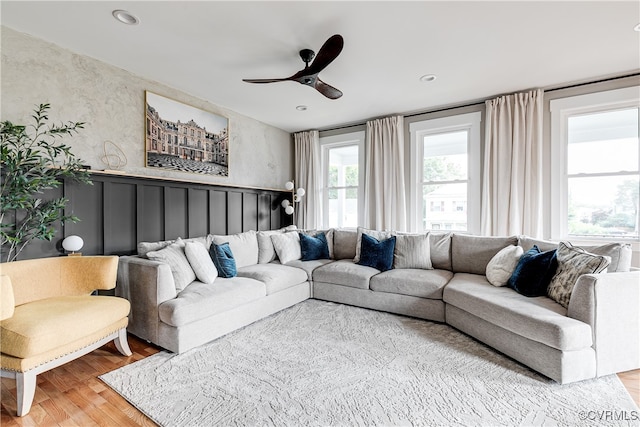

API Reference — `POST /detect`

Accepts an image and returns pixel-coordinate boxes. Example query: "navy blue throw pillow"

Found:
[507,245,558,297]
[357,234,396,272]
[209,242,237,278]
[300,232,330,261]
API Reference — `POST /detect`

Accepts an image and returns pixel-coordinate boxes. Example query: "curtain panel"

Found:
[364,116,407,231]
[481,89,543,237]
[294,130,320,229]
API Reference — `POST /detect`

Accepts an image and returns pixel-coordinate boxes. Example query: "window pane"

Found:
[423,131,468,182]
[568,108,639,174]
[422,182,467,231]
[328,188,358,228]
[329,145,359,187]
[568,175,639,238]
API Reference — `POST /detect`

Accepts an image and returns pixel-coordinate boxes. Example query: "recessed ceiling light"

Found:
[419,74,437,83]
[634,23,640,32]
[112,10,139,25]
[296,105,308,111]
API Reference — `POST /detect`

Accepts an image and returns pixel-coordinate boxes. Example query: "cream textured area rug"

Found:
[101,300,638,427]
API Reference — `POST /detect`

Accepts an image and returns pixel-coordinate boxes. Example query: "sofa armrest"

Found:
[116,256,177,345]
[568,271,640,376]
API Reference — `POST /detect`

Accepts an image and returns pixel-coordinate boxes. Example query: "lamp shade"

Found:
[284,205,295,215]
[62,235,84,252]
[281,199,290,208]
[296,187,306,197]
[285,181,295,191]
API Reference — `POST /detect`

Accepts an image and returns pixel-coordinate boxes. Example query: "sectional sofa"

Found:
[116,227,640,384]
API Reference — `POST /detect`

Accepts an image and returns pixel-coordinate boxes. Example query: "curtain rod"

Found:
[318,72,640,133]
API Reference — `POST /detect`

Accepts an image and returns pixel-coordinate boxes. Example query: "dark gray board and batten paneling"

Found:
[8,172,291,260]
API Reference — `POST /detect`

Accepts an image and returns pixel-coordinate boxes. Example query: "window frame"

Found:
[550,86,640,241]
[409,112,482,233]
[319,130,365,229]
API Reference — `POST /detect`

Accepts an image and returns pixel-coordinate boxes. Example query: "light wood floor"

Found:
[2,334,638,426]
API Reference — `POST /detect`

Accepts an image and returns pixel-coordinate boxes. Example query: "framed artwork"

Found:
[145,91,229,176]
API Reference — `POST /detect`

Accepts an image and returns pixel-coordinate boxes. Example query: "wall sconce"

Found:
[281,180,305,216]
[62,235,84,256]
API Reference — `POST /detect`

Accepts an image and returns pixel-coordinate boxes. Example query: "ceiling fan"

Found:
[243,34,344,100]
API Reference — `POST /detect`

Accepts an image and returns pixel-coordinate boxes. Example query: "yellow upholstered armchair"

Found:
[0,256,131,416]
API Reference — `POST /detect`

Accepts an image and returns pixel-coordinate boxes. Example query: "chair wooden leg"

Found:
[114,328,132,356]
[15,371,36,416]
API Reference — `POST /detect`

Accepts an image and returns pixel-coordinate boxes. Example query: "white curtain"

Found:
[294,130,320,229]
[364,116,407,231]
[481,89,543,237]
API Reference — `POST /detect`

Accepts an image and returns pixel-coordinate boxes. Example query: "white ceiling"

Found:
[2,1,639,133]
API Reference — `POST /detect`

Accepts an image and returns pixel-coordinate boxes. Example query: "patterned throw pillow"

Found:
[299,232,330,261]
[486,245,523,287]
[209,242,237,278]
[146,238,196,292]
[547,242,611,308]
[358,234,396,272]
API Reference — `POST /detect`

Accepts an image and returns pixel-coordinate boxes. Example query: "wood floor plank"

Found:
[2,332,638,426]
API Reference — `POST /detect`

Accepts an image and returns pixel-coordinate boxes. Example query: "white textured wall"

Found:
[1,26,292,189]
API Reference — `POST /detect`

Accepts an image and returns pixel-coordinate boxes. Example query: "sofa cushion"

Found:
[579,242,632,273]
[332,228,358,260]
[313,260,379,289]
[300,232,330,261]
[270,232,302,264]
[237,264,308,295]
[146,239,196,292]
[548,242,611,308]
[358,234,396,272]
[212,230,259,268]
[184,241,218,284]
[428,232,452,271]
[1,295,130,358]
[486,245,523,287]
[394,233,432,270]
[285,259,334,281]
[370,268,453,299]
[209,242,237,278]
[443,273,593,351]
[451,234,518,275]
[158,277,266,327]
[518,236,558,253]
[507,246,558,297]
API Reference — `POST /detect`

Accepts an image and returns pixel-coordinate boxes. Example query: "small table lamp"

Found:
[62,235,84,256]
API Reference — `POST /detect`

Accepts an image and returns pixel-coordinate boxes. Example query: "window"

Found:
[320,131,365,228]
[409,112,481,233]
[551,86,640,240]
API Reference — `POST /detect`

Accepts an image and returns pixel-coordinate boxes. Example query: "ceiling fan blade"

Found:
[242,78,290,84]
[315,78,343,99]
[306,34,344,75]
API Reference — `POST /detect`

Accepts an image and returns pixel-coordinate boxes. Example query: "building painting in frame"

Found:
[145,91,229,176]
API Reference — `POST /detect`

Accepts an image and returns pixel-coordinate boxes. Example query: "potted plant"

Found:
[1,103,91,262]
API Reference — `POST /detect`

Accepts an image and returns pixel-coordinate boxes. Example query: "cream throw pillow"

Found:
[393,234,432,270]
[270,232,301,264]
[184,241,218,284]
[146,238,196,292]
[212,230,259,268]
[486,245,524,287]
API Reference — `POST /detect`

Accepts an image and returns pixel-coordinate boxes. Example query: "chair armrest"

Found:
[116,256,177,345]
[1,276,15,320]
[568,271,640,376]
